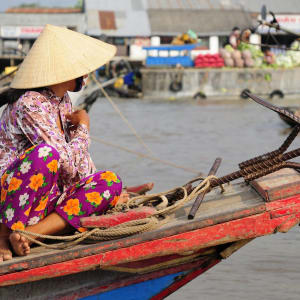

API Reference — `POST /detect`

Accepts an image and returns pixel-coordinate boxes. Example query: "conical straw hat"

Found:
[11,24,116,89]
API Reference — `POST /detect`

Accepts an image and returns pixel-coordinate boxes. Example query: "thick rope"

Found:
[16,175,222,249]
[17,217,161,249]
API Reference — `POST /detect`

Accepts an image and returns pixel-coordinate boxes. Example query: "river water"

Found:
[88,96,300,300]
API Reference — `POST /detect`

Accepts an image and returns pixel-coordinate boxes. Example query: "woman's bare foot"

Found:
[9,232,30,256]
[0,224,12,261]
[8,212,70,257]
[0,237,12,261]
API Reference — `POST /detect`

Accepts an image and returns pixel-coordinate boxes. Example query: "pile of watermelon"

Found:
[194,54,224,68]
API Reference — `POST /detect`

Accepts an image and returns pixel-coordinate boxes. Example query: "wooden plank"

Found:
[102,248,216,274]
[270,203,300,218]
[174,183,264,222]
[57,257,221,300]
[277,212,300,233]
[266,194,300,211]
[0,257,221,299]
[80,207,156,228]
[0,185,266,276]
[219,239,254,259]
[149,259,220,300]
[0,211,291,287]
[251,168,300,202]
[95,212,284,268]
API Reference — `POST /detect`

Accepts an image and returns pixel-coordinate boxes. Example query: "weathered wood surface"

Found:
[220,239,254,259]
[2,171,300,288]
[81,207,157,228]
[251,168,300,202]
[0,182,264,277]
[0,209,294,287]
[102,248,216,274]
[0,256,221,299]
[149,258,220,300]
[169,183,263,225]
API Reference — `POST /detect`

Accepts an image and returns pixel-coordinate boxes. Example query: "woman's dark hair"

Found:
[0,88,43,108]
[74,76,84,92]
[0,76,83,107]
[232,27,240,32]
[262,46,271,53]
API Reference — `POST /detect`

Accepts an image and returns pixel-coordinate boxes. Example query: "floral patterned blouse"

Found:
[0,88,95,191]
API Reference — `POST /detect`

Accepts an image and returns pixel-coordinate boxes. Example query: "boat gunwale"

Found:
[0,186,265,276]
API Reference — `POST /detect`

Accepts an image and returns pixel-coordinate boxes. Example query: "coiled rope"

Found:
[16,175,223,249]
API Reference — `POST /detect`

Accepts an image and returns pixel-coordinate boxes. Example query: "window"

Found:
[99,11,117,30]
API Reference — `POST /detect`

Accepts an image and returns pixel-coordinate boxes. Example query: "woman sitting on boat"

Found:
[0,24,128,261]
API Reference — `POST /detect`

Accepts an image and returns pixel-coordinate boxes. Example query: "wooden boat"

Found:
[2,92,300,299]
[0,66,17,92]
[1,166,300,299]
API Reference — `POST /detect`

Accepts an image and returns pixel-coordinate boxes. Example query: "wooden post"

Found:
[188,158,222,219]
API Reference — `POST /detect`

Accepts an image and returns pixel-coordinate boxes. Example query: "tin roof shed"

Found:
[228,0,300,14]
[86,0,151,37]
[86,0,300,38]
[148,9,252,36]
[0,12,86,35]
[85,0,253,37]
[146,0,252,36]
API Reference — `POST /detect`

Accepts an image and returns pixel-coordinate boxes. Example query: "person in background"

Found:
[263,46,276,65]
[241,29,252,44]
[0,24,129,262]
[229,27,241,49]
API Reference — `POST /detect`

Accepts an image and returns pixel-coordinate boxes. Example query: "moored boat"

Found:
[1,166,300,299]
[2,93,300,299]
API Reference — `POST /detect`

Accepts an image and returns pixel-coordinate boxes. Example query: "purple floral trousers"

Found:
[0,144,122,232]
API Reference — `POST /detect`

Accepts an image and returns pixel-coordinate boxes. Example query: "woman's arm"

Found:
[15,93,91,188]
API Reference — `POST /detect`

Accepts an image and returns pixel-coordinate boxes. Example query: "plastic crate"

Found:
[146,56,193,67]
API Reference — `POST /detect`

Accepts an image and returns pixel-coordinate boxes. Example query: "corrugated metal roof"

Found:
[86,0,146,11]
[147,0,242,10]
[86,0,150,36]
[229,0,300,13]
[0,13,86,33]
[85,0,300,37]
[147,0,300,12]
[5,7,82,13]
[148,9,253,36]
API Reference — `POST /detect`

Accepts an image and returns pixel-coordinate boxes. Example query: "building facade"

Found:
[1,0,300,60]
[0,7,85,58]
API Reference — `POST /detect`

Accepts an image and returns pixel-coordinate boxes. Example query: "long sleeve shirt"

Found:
[0,88,96,191]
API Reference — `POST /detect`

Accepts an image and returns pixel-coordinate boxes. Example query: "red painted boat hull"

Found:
[1,173,300,299]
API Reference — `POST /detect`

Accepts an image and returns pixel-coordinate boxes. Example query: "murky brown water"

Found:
[89,97,300,300]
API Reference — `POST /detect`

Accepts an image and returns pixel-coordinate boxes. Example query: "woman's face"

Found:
[48,74,88,97]
[67,78,77,92]
[73,74,88,92]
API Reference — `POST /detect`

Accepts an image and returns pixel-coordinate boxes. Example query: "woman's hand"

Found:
[66,109,90,131]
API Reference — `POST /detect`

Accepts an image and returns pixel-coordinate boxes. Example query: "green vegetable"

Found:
[224,44,234,52]
[264,73,272,81]
[276,54,293,68]
[238,42,264,59]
